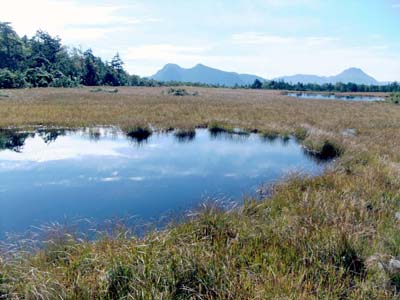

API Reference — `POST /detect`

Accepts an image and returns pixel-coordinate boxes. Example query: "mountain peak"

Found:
[194,63,207,68]
[162,63,181,70]
[340,67,365,75]
[334,67,378,84]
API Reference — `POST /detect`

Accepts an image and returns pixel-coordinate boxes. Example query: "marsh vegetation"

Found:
[0,87,400,299]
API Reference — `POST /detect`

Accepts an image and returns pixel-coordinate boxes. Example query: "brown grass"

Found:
[1,87,400,299]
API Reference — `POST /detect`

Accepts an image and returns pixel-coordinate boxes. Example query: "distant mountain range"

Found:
[276,68,379,85]
[151,64,382,86]
[151,63,265,86]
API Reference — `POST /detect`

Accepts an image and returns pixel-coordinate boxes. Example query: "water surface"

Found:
[287,92,384,102]
[0,128,325,237]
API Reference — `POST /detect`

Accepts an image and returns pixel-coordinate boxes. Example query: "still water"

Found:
[0,128,325,237]
[287,92,384,102]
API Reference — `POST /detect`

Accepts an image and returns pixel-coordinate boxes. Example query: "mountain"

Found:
[277,68,380,85]
[152,64,381,86]
[151,63,265,86]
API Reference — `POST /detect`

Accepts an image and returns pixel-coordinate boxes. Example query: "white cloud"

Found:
[0,0,146,43]
[230,34,399,81]
[0,135,125,163]
[123,44,212,75]
[129,177,145,181]
[100,177,121,182]
[124,44,209,60]
[232,32,338,46]
[125,32,400,81]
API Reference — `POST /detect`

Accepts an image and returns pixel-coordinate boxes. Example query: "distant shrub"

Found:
[174,128,196,142]
[167,88,189,96]
[125,126,152,143]
[50,71,80,88]
[0,68,25,89]
[387,93,400,104]
[25,68,53,87]
[303,137,344,159]
[90,87,119,93]
[208,122,234,135]
[166,88,198,96]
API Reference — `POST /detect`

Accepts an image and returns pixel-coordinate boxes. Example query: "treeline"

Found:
[249,79,400,93]
[0,22,158,88]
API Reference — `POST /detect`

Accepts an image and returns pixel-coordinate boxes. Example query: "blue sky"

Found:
[1,0,400,81]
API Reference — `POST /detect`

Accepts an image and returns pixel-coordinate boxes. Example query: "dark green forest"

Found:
[0,22,158,88]
[250,79,400,93]
[1,21,399,93]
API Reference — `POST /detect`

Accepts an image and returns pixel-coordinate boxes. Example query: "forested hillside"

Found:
[0,22,155,88]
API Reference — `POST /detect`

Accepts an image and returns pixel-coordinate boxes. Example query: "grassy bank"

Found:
[1,87,400,299]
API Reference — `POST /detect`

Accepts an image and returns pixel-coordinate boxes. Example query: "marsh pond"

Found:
[0,128,327,237]
[287,92,384,102]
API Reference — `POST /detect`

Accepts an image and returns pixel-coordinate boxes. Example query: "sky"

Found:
[1,0,400,81]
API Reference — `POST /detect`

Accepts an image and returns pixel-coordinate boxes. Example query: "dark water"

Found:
[0,128,325,237]
[287,92,384,102]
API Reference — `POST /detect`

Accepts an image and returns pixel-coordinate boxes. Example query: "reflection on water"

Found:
[0,129,33,152]
[287,92,384,102]
[0,127,327,237]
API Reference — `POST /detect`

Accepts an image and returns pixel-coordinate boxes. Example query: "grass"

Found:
[0,87,400,298]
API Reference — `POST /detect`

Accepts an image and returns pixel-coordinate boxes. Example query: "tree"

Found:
[82,49,99,86]
[110,53,129,86]
[251,79,263,89]
[29,30,62,70]
[0,22,25,70]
